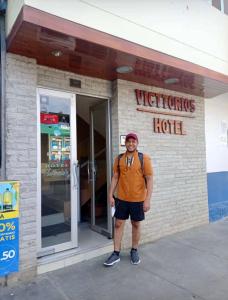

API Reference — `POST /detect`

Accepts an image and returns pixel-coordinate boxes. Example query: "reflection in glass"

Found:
[92,104,108,230]
[40,95,71,248]
[212,0,221,10]
[224,0,228,14]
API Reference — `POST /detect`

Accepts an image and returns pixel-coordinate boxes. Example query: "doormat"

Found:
[42,223,70,237]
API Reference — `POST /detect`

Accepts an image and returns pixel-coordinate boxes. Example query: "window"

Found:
[212,0,221,10]
[224,0,228,13]
[209,0,228,14]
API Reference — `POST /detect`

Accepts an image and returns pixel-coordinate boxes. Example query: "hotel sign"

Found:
[135,89,196,135]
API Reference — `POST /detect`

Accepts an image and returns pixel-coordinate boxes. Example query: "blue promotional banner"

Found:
[0,181,20,277]
[0,218,19,275]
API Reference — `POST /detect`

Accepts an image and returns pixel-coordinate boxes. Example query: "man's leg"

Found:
[131,220,141,249]
[114,218,126,251]
[130,220,141,265]
[104,218,126,266]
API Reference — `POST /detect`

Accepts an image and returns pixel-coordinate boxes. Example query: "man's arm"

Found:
[143,175,153,212]
[108,172,119,207]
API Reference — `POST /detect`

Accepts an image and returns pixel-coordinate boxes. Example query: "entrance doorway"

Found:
[77,95,112,239]
[37,89,112,257]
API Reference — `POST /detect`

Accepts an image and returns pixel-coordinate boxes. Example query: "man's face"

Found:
[125,138,138,152]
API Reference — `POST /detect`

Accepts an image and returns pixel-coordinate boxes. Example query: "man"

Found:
[104,133,153,266]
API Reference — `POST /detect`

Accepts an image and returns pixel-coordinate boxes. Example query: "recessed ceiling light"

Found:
[116,66,134,74]
[164,78,179,84]
[51,50,63,57]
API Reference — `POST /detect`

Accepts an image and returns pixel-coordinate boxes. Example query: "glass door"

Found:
[89,100,112,238]
[37,88,77,256]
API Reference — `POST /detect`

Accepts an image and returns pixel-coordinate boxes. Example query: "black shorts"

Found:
[114,198,145,222]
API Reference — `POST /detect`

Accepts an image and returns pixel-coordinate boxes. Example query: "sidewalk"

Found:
[1,218,228,300]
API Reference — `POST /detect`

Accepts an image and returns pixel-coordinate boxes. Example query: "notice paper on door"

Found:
[111,206,115,218]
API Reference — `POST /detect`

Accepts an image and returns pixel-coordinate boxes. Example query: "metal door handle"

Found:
[73,162,78,189]
[93,164,96,179]
[87,161,90,181]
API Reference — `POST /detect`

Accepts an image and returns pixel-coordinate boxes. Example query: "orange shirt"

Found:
[113,151,153,202]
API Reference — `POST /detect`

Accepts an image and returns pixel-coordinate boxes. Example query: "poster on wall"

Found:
[0,181,20,277]
[220,121,228,146]
[120,135,126,146]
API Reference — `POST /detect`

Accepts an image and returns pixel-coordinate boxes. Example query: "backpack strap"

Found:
[138,152,147,186]
[138,152,144,173]
[117,153,124,175]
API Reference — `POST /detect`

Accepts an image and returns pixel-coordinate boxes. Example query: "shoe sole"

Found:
[104,258,120,266]
[131,259,141,265]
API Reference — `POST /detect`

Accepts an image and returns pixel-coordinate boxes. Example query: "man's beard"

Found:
[127,148,137,153]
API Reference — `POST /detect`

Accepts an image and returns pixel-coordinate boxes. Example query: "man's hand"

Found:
[109,196,115,207]
[108,172,119,208]
[143,199,150,212]
[144,174,153,213]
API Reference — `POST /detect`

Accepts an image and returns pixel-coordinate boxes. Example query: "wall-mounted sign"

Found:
[69,78,81,88]
[120,135,126,146]
[220,121,228,146]
[154,118,186,135]
[135,89,196,135]
[0,181,20,277]
[135,89,195,113]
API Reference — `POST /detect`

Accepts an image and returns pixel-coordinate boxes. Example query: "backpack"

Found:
[117,152,144,175]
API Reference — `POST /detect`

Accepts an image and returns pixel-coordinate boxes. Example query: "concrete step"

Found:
[37,242,112,274]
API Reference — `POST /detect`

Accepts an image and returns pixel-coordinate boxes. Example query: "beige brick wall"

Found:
[114,79,209,248]
[3,54,208,283]
[3,54,38,284]
[37,65,112,98]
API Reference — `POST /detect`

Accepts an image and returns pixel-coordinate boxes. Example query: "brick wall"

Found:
[115,79,209,248]
[3,54,209,282]
[37,65,112,98]
[3,54,38,283]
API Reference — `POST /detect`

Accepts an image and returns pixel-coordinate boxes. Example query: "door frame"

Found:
[90,99,112,238]
[37,88,77,256]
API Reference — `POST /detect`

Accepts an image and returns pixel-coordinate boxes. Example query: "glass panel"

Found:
[93,104,108,230]
[40,94,71,248]
[224,0,228,13]
[212,0,221,10]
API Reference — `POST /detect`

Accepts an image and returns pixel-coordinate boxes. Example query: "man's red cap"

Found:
[125,132,138,142]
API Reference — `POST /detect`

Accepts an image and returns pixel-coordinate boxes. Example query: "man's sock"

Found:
[114,250,120,256]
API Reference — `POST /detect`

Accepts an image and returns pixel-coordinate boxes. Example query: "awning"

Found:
[7,5,228,98]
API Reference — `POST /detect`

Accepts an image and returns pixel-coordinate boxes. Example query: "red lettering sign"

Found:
[41,113,59,124]
[135,89,196,113]
[153,118,186,135]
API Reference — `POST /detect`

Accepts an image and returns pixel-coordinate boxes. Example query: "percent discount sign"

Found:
[0,181,20,277]
[0,219,19,275]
